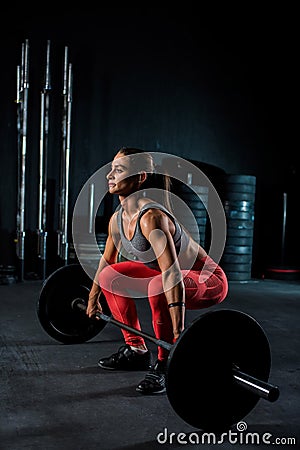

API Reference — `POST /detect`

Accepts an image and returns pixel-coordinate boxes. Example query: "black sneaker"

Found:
[136,360,167,395]
[98,344,151,371]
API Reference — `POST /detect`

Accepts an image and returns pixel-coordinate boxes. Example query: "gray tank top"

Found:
[117,202,189,269]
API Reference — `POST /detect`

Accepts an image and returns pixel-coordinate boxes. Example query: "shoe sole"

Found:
[98,362,117,370]
[98,361,152,371]
[136,387,166,395]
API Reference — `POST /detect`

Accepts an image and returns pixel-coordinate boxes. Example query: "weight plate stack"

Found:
[0,265,17,285]
[221,175,256,281]
[171,180,209,249]
[69,233,108,264]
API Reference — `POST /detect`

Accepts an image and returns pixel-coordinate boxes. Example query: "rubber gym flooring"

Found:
[1,277,299,449]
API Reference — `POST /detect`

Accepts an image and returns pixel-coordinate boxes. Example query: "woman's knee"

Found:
[211,281,228,305]
[147,276,164,302]
[98,265,116,291]
[217,285,228,304]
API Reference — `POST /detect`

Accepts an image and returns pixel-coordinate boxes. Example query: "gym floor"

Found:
[1,276,299,450]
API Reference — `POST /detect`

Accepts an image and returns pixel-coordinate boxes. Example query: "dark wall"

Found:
[0,7,298,276]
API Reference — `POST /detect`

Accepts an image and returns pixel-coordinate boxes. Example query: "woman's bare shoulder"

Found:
[139,208,173,235]
[109,211,121,235]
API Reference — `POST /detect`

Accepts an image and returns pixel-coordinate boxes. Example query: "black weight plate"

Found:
[225,271,252,281]
[224,245,253,255]
[179,209,208,219]
[225,183,256,194]
[178,184,209,195]
[226,219,254,230]
[224,200,255,212]
[175,212,207,226]
[183,199,208,209]
[37,264,110,344]
[222,263,252,272]
[224,192,256,202]
[226,228,254,238]
[225,210,254,221]
[221,253,252,264]
[225,175,256,185]
[166,309,271,431]
[225,236,253,246]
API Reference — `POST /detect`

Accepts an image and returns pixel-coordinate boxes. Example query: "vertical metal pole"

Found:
[16,64,22,235]
[16,39,29,281]
[281,192,287,265]
[88,183,95,234]
[38,91,45,233]
[62,62,73,264]
[37,40,51,280]
[57,46,68,259]
[58,50,72,266]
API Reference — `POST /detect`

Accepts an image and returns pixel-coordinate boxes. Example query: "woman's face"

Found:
[106,152,142,196]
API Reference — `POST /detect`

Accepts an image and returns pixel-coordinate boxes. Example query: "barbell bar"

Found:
[72,297,279,403]
[37,263,280,431]
[72,298,172,351]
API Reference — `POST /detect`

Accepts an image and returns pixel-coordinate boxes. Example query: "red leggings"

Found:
[98,257,228,361]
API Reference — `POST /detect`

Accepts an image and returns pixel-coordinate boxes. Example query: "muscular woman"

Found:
[86,147,228,394]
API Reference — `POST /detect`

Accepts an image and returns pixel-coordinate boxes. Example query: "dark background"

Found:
[0,6,298,278]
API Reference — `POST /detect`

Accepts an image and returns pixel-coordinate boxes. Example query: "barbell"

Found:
[37,263,280,432]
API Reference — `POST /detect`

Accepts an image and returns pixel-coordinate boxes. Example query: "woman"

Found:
[86,147,228,394]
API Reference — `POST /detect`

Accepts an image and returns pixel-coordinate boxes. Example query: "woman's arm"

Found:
[87,213,120,318]
[140,210,185,341]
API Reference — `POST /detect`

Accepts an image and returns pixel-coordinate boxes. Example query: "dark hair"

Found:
[118,147,173,211]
